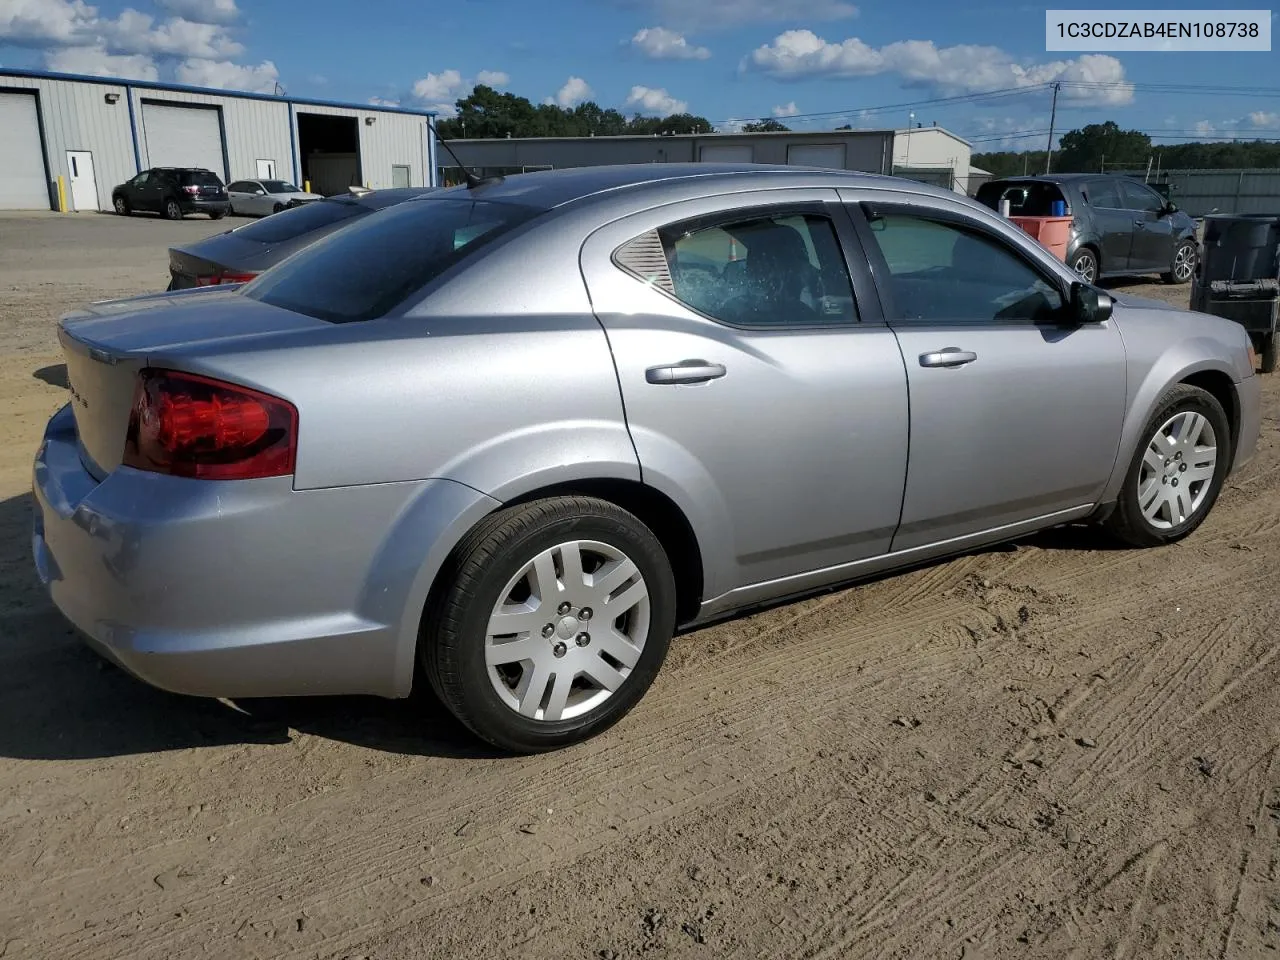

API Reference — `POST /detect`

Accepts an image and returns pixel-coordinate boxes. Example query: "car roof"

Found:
[435,162,949,211]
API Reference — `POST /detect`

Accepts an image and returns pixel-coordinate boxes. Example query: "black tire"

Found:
[163,198,184,220]
[422,496,676,753]
[1261,334,1278,374]
[209,209,226,220]
[112,196,129,216]
[1071,247,1098,285]
[272,202,284,214]
[1162,240,1197,285]
[1104,384,1231,548]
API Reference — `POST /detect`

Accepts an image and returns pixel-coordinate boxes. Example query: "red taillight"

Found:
[123,369,297,480]
[183,184,201,195]
[194,270,258,286]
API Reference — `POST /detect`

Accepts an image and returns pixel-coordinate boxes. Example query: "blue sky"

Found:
[2,0,1278,149]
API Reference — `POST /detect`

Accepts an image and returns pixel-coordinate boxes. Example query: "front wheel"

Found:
[1104,384,1230,548]
[163,198,183,220]
[1163,240,1197,284]
[272,202,284,214]
[112,196,129,216]
[1071,248,1098,285]
[422,496,676,753]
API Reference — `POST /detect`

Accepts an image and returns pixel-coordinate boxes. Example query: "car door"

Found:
[843,193,1128,552]
[126,171,155,211]
[579,189,910,603]
[1079,178,1134,274]
[1119,179,1174,271]
[226,180,252,214]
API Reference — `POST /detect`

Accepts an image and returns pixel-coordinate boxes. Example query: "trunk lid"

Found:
[58,291,329,478]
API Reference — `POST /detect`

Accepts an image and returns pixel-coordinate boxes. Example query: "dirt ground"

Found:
[1,212,1277,960]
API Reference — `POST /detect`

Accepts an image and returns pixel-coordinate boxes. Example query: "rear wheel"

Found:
[1163,240,1197,284]
[112,196,129,216]
[1104,384,1230,547]
[209,209,226,220]
[422,496,676,753]
[163,198,183,220]
[1071,247,1098,284]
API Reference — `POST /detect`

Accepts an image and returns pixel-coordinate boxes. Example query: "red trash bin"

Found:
[1009,215,1073,263]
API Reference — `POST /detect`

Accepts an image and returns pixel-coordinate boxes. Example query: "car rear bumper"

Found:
[183,198,230,215]
[31,403,494,700]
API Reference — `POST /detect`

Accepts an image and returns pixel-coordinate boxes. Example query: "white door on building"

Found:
[66,151,100,212]
[142,102,225,178]
[392,164,411,188]
[0,91,49,210]
[787,143,846,170]
[256,158,277,179]
[699,144,754,163]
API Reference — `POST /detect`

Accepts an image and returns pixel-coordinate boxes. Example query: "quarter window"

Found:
[863,212,1064,325]
[643,212,858,327]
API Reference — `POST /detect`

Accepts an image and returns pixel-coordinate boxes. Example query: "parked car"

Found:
[975,174,1199,286]
[225,178,323,217]
[166,187,436,289]
[35,165,1259,753]
[111,167,229,220]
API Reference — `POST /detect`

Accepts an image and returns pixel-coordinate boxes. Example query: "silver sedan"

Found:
[33,164,1261,752]
[225,178,323,216]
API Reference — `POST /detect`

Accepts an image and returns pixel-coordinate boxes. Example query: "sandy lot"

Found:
[1,212,1277,960]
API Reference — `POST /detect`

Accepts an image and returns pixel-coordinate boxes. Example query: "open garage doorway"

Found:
[297,113,361,196]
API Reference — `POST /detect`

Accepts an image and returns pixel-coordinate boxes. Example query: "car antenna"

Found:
[426,119,502,189]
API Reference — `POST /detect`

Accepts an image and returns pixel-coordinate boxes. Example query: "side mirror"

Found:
[1069,281,1113,325]
[1163,201,1178,215]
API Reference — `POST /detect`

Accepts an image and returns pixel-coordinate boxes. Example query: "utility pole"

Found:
[1045,81,1060,174]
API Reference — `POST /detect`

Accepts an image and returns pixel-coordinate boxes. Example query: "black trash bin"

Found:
[1192,214,1280,372]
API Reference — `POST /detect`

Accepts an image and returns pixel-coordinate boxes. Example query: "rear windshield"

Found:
[240,197,544,322]
[232,199,368,244]
[975,180,1067,216]
[178,170,223,186]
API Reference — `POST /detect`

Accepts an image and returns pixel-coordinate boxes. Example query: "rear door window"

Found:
[1083,179,1122,209]
[1119,180,1165,213]
[241,197,544,322]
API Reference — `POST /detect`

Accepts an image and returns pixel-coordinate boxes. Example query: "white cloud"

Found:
[744,30,1133,106]
[46,43,158,80]
[631,26,710,60]
[155,0,240,26]
[1248,110,1280,128]
[772,101,799,117]
[547,76,592,108]
[476,69,509,88]
[104,12,244,59]
[625,84,688,115]
[0,0,96,46]
[175,58,278,93]
[717,118,747,133]
[646,0,856,28]
[412,68,466,101]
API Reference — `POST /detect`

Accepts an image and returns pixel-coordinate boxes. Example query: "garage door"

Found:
[699,144,754,163]
[787,144,846,170]
[0,92,49,209]
[142,102,225,178]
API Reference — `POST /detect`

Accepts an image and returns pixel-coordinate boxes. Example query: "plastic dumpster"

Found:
[1009,215,1073,263]
[1191,214,1280,372]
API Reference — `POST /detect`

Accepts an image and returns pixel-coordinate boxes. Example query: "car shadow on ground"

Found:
[33,363,68,389]
[0,491,502,762]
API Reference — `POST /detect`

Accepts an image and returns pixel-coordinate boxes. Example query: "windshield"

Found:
[262,180,299,193]
[231,198,368,244]
[240,198,544,322]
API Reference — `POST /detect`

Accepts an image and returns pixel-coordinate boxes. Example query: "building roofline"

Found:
[442,129,895,145]
[0,67,437,118]
[893,125,972,147]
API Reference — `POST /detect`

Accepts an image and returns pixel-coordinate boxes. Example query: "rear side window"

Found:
[233,199,367,243]
[241,198,544,322]
[1083,179,1122,208]
[179,170,223,186]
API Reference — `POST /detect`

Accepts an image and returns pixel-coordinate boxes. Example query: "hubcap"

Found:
[1174,244,1195,282]
[1137,411,1217,529]
[484,539,650,722]
[1074,254,1096,284]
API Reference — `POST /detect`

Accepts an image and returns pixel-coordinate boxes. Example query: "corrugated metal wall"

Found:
[292,102,430,191]
[0,75,137,212]
[1112,169,1280,216]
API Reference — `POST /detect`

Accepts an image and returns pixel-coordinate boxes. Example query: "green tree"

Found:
[1054,121,1151,173]
[742,119,790,132]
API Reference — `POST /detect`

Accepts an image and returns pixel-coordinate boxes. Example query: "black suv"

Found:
[975,174,1199,285]
[111,168,230,220]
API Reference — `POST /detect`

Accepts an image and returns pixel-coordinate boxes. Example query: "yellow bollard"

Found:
[303,180,310,193]
[56,175,68,213]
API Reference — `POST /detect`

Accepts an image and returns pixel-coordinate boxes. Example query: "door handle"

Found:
[646,360,727,384]
[1133,220,1145,228]
[919,348,977,368]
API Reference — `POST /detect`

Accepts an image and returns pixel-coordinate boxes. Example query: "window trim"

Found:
[612,200,882,332]
[849,200,1073,328]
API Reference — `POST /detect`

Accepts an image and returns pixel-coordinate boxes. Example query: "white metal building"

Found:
[0,68,439,212]
[891,125,973,194]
